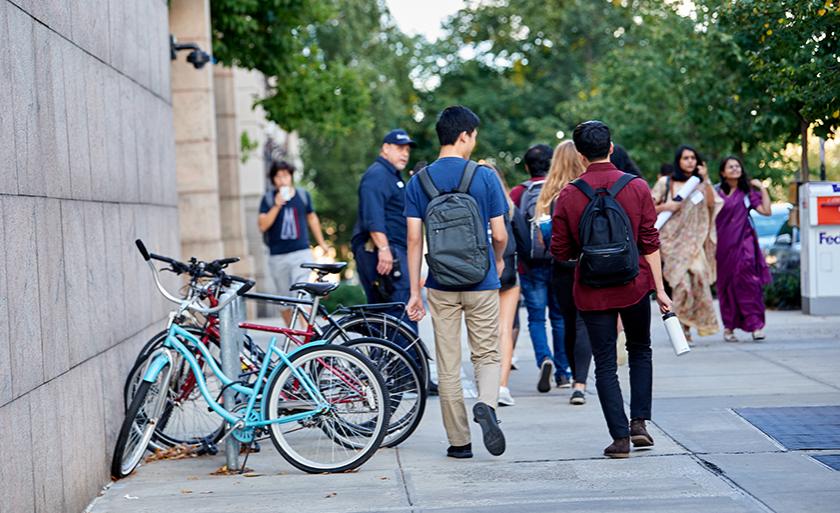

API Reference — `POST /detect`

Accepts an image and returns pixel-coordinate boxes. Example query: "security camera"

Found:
[170,35,212,70]
[186,49,211,69]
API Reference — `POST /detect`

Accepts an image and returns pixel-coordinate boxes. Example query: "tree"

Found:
[711,0,840,180]
[210,0,371,137]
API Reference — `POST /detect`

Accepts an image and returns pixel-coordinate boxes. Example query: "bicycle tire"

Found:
[325,314,431,390]
[343,338,426,448]
[111,360,171,479]
[265,345,389,473]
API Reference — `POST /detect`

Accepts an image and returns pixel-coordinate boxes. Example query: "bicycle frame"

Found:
[141,323,330,430]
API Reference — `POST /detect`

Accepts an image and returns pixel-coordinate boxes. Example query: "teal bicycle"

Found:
[111,241,390,478]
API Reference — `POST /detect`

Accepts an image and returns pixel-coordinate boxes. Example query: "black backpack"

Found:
[569,173,640,288]
[417,161,489,288]
[518,180,552,262]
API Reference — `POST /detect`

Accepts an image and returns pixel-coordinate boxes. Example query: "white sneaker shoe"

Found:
[498,386,515,407]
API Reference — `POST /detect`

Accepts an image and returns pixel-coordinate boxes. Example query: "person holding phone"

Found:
[259,160,329,326]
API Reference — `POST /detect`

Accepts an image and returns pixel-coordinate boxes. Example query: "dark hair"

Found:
[523,144,553,177]
[718,156,750,194]
[268,160,295,181]
[572,120,611,160]
[435,106,480,146]
[672,145,704,182]
[610,144,641,176]
[659,163,674,177]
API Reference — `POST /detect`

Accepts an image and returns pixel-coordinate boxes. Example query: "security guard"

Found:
[351,129,417,328]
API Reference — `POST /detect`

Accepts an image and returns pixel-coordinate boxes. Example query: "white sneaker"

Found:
[498,386,515,407]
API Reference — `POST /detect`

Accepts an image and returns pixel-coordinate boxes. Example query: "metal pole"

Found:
[219,291,242,471]
[819,137,827,182]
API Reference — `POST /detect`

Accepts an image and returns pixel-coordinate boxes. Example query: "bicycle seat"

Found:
[290,281,340,297]
[300,262,347,274]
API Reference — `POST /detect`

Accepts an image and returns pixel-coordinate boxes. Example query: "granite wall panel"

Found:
[120,76,141,203]
[0,197,11,405]
[34,197,71,381]
[9,7,44,197]
[3,195,44,399]
[65,43,93,201]
[86,58,109,202]
[0,1,17,194]
[29,379,67,513]
[0,395,35,513]
[61,199,92,366]
[34,26,72,199]
[82,201,110,355]
[69,0,109,62]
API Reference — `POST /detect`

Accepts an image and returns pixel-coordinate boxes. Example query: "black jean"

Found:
[551,263,592,385]
[580,295,652,440]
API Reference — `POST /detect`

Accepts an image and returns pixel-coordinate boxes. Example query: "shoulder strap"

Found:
[416,167,439,200]
[457,161,479,193]
[296,187,310,208]
[526,179,542,191]
[569,178,595,200]
[263,189,275,206]
[608,173,636,197]
[666,176,672,201]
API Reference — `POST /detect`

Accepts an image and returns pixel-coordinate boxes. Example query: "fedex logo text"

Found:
[818,232,840,245]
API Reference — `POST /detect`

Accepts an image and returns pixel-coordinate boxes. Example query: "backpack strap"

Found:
[296,187,310,209]
[416,167,440,200]
[456,161,479,194]
[608,173,636,197]
[569,178,595,200]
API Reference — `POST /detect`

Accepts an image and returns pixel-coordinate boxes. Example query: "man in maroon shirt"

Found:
[550,120,672,459]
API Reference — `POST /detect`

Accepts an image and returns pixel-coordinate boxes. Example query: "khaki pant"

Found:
[427,288,501,446]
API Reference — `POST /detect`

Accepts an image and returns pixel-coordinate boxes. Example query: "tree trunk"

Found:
[800,115,810,182]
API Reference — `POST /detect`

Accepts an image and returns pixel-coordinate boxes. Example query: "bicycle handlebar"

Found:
[136,239,255,313]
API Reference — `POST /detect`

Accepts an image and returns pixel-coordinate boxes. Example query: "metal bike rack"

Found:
[218,290,245,471]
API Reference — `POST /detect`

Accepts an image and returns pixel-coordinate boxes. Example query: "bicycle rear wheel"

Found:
[111,359,171,479]
[343,338,426,448]
[265,345,389,473]
[326,314,431,390]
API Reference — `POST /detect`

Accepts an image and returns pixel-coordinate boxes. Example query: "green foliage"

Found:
[239,131,259,164]
[210,0,371,137]
[764,270,802,310]
[321,281,367,311]
[711,0,840,140]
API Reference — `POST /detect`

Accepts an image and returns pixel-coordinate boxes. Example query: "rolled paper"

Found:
[654,176,701,230]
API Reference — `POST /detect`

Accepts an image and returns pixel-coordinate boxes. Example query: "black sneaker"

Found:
[428,381,439,397]
[537,359,554,393]
[472,402,506,456]
[555,374,571,388]
[446,443,473,459]
[570,390,586,405]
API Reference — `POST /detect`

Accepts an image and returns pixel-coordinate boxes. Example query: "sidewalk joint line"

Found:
[394,448,415,508]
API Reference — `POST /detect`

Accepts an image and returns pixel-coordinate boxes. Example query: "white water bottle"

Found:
[663,312,690,356]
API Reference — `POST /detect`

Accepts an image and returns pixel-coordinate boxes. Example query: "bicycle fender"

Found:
[143,349,173,382]
[259,340,329,415]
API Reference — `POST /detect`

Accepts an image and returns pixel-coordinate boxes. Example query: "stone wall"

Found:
[0,1,179,512]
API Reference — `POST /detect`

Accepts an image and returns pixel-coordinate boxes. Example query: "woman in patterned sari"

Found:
[651,145,721,341]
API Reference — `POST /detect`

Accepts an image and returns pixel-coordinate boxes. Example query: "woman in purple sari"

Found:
[715,156,772,341]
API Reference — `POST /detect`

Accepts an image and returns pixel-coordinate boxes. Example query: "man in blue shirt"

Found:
[404,106,508,459]
[351,129,417,327]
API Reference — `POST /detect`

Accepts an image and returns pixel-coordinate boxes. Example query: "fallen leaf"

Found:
[180,489,193,495]
[324,492,337,498]
[124,494,139,500]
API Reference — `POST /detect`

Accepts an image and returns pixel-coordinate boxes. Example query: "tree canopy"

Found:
[209,0,839,248]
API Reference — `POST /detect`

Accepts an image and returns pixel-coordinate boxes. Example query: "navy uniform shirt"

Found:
[351,156,408,248]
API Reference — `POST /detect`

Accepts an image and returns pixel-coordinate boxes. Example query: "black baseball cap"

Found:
[382,128,417,147]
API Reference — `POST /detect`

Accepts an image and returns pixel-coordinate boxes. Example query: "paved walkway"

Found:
[87,305,840,513]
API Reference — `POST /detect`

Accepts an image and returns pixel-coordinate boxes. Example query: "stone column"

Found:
[170,0,223,260]
[214,66,254,277]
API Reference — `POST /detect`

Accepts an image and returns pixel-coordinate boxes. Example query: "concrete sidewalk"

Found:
[87,306,840,513]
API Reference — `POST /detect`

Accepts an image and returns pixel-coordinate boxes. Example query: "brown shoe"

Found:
[630,419,654,448]
[603,437,630,458]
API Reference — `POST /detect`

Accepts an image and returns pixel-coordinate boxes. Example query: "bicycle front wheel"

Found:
[111,359,171,479]
[265,345,389,473]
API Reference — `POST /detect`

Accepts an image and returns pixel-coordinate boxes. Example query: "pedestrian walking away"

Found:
[512,144,571,392]
[351,128,418,330]
[551,120,672,459]
[258,160,329,327]
[652,145,721,342]
[484,162,530,407]
[715,156,772,342]
[539,140,593,405]
[404,105,508,458]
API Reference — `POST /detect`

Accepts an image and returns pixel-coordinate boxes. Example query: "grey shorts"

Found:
[267,248,313,300]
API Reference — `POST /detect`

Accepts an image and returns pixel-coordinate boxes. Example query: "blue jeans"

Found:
[519,264,570,379]
[353,244,416,332]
